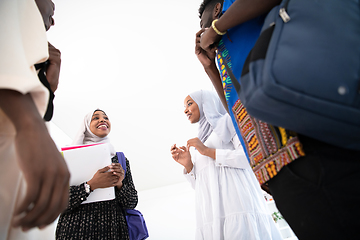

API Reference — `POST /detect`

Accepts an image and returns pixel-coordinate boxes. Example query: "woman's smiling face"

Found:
[184,95,200,124]
[89,110,111,138]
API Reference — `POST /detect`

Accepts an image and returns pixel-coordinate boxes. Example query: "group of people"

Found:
[171,0,359,240]
[0,0,139,240]
[1,0,359,240]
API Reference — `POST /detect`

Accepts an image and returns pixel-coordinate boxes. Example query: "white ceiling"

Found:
[47,0,215,191]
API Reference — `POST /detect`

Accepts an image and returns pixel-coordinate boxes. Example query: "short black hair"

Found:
[198,0,223,18]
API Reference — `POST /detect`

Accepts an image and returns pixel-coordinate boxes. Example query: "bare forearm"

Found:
[0,90,71,230]
[204,64,229,112]
[215,0,281,33]
[184,161,193,174]
[204,148,216,159]
[0,90,45,132]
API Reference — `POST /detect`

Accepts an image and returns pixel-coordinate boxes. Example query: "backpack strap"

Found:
[116,152,127,175]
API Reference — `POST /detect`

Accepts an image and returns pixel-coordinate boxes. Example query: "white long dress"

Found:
[184,131,283,240]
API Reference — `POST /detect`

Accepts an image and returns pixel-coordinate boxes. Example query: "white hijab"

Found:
[189,90,236,144]
[72,109,116,157]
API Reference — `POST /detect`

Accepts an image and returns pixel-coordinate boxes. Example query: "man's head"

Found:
[35,0,55,31]
[198,0,223,28]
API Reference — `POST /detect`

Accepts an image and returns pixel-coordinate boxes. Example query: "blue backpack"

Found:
[228,0,360,150]
[116,152,149,240]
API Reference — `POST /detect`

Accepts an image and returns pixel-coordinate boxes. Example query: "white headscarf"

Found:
[189,90,236,144]
[71,109,116,156]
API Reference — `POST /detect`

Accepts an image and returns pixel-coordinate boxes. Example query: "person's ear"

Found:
[213,2,222,19]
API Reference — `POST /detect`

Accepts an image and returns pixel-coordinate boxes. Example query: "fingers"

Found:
[35,166,69,229]
[99,166,111,173]
[13,161,70,231]
[201,28,218,49]
[109,164,124,176]
[187,138,202,150]
[171,144,181,161]
[195,30,205,55]
[171,144,187,154]
[196,28,208,40]
[12,176,40,229]
[187,138,195,147]
[46,42,61,92]
[170,144,179,155]
[180,146,187,152]
[17,173,54,230]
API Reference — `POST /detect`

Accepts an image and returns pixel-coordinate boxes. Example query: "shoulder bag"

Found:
[227,0,360,150]
[116,152,149,240]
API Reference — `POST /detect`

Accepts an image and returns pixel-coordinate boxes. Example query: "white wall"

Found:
[137,182,196,240]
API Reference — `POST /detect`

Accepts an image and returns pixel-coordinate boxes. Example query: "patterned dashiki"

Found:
[216,0,305,185]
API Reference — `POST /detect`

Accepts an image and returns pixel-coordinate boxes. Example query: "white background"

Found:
[28,1,294,239]
[38,0,211,239]
[47,0,214,192]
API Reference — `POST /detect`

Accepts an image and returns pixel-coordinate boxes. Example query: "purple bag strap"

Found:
[116,152,127,175]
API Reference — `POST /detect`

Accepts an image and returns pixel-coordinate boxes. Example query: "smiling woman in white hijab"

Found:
[56,109,138,240]
[170,90,282,240]
[71,109,116,155]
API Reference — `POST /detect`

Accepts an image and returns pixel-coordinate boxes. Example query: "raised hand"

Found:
[195,28,216,69]
[199,26,222,53]
[187,137,215,159]
[170,144,193,173]
[46,42,61,93]
[109,163,125,189]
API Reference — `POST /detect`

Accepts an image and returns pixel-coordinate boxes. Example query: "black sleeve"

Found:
[62,182,90,213]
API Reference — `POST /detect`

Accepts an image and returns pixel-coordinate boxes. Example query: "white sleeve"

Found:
[0,0,49,115]
[215,135,251,170]
[183,166,196,190]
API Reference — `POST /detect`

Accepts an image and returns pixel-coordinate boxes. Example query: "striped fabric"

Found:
[232,100,305,184]
[216,44,305,185]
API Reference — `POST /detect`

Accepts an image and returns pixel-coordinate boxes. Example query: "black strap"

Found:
[35,61,54,121]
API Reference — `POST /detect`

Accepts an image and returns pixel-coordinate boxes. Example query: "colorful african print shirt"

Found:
[217,2,305,184]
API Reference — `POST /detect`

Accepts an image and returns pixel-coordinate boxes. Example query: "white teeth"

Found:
[97,124,107,129]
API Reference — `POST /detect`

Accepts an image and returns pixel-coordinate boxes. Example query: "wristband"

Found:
[211,19,227,36]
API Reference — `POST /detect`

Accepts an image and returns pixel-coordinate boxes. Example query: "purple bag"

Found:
[116,152,149,240]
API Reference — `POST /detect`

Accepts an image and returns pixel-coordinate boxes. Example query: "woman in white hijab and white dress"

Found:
[171,90,282,240]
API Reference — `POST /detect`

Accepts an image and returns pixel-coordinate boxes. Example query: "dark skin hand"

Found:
[0,90,70,231]
[170,144,193,174]
[195,28,228,111]
[187,137,216,159]
[200,0,282,52]
[46,42,61,93]
[170,138,216,173]
[87,163,125,191]
[112,163,125,189]
[195,29,216,68]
